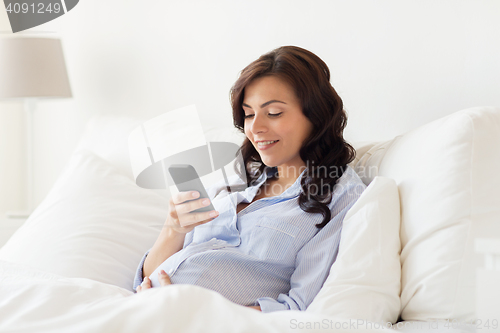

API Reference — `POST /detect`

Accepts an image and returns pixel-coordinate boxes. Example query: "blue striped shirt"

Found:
[133,165,366,312]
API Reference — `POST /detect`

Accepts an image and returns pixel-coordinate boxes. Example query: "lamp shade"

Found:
[0,37,72,99]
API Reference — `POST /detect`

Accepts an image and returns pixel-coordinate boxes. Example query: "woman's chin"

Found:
[260,159,278,168]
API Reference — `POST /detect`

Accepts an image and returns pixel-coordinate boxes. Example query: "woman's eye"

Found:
[244,112,282,119]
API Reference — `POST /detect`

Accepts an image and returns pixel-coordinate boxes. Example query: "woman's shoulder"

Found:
[327,165,366,213]
[337,165,366,190]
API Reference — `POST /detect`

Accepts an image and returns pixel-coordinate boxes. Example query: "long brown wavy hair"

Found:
[230,46,355,228]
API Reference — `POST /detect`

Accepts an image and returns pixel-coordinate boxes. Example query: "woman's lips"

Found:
[256,140,279,150]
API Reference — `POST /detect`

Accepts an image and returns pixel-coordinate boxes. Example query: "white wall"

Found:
[0,0,499,216]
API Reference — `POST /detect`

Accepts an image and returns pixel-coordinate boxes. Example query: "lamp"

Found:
[0,37,72,218]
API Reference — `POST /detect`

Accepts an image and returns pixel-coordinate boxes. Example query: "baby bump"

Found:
[174,250,293,306]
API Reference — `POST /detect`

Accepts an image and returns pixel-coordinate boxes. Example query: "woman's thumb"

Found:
[158,270,172,286]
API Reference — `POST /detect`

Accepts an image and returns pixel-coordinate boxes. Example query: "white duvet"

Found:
[0,260,387,333]
[0,149,402,332]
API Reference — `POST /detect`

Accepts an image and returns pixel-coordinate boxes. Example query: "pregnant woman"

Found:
[134,45,366,312]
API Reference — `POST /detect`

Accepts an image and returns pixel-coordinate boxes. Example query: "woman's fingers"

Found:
[164,210,218,230]
[136,273,171,292]
[158,270,172,286]
[176,198,211,215]
[172,191,199,205]
[172,191,217,216]
[143,276,151,288]
[164,191,219,234]
[178,210,219,227]
[136,276,151,293]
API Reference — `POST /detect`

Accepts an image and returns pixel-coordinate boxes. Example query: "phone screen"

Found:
[168,164,215,213]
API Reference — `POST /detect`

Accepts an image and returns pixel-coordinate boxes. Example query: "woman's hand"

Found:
[137,271,263,313]
[143,191,218,279]
[164,191,219,234]
[247,305,262,311]
[136,270,171,293]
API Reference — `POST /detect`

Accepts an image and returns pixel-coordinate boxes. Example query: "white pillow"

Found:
[353,106,500,321]
[351,140,394,186]
[307,176,401,323]
[0,150,167,291]
[75,115,145,180]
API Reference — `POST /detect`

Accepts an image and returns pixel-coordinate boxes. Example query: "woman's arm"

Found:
[142,228,186,278]
[141,190,219,279]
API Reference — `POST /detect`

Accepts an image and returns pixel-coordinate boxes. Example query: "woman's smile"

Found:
[256,140,279,150]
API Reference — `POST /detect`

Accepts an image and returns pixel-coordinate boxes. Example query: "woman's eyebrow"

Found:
[242,100,287,109]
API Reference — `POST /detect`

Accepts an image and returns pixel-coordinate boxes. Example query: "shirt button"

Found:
[168,269,174,275]
[212,243,218,247]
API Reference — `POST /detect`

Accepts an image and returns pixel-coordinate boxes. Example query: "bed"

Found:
[0,106,498,332]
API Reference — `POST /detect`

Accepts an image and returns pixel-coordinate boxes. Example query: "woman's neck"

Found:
[274,164,306,188]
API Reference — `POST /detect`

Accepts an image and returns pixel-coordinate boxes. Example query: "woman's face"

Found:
[242,75,313,171]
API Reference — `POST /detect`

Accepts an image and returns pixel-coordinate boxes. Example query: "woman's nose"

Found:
[250,114,267,134]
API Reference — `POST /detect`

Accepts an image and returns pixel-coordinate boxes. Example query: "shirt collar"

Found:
[251,166,307,198]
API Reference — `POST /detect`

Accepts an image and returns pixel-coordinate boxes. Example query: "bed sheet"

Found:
[0,259,480,333]
[0,259,388,333]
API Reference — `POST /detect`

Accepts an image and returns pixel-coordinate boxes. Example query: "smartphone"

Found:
[168,164,215,213]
